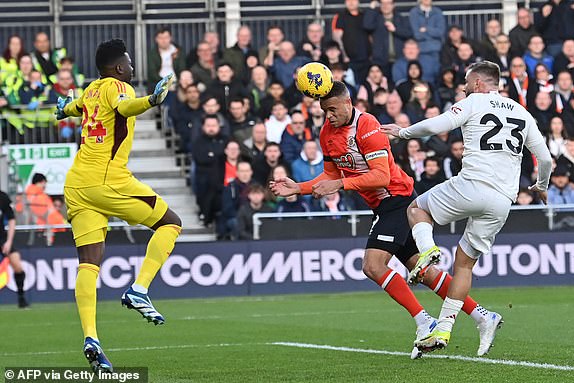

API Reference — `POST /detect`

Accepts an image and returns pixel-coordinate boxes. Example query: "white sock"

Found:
[131,283,148,294]
[411,222,436,254]
[436,297,464,333]
[470,304,490,324]
[414,310,433,327]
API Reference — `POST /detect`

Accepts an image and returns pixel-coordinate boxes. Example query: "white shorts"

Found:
[416,175,512,259]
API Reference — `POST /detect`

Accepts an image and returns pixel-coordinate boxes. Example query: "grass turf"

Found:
[1,286,573,382]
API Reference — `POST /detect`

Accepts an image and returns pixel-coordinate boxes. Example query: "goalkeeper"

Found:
[56,39,181,372]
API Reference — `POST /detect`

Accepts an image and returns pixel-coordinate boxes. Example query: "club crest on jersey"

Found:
[450,106,462,114]
[118,93,128,101]
[347,136,356,147]
[333,153,356,169]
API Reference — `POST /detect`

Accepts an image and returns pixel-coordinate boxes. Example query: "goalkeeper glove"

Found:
[149,73,175,106]
[55,92,73,120]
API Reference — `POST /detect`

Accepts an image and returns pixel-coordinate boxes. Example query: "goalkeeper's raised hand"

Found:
[55,93,73,120]
[149,73,175,106]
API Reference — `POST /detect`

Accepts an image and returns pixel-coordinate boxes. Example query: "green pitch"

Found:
[1,286,573,382]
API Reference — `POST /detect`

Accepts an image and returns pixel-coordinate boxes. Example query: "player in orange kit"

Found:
[56,39,181,372]
[270,81,502,358]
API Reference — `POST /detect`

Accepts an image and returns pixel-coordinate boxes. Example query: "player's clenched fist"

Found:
[269,177,300,197]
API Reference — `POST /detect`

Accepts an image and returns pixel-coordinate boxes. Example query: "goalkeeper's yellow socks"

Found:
[134,224,181,291]
[76,263,100,340]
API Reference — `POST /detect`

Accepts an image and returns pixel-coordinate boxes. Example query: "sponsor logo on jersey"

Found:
[360,129,379,140]
[333,153,356,169]
[365,150,388,161]
[96,136,104,143]
[118,93,128,101]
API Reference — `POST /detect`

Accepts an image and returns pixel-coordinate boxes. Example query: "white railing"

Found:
[252,204,574,240]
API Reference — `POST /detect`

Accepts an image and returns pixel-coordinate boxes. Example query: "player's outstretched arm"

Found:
[525,128,553,205]
[116,73,174,118]
[270,161,341,197]
[56,90,82,119]
[381,113,458,140]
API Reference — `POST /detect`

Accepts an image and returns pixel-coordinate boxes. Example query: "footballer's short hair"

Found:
[95,39,127,72]
[322,80,350,100]
[467,61,500,86]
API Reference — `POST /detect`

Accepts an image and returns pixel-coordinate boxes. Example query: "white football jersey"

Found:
[445,91,545,201]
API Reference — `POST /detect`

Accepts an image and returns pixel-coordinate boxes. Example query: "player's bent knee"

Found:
[77,241,105,266]
[151,208,182,230]
[362,250,391,281]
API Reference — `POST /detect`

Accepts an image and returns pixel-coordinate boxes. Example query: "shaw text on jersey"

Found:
[490,100,514,110]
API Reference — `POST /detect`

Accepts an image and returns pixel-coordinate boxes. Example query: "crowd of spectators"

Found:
[0,32,85,142]
[160,0,574,239]
[2,1,574,240]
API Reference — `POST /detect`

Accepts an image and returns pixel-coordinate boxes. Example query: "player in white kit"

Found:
[382,61,552,354]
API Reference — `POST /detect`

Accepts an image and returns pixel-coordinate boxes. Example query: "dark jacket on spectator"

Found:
[253,158,286,186]
[32,49,61,84]
[276,196,311,214]
[443,154,462,179]
[192,131,228,185]
[425,136,450,158]
[18,81,45,104]
[230,114,257,144]
[191,62,216,88]
[531,103,557,136]
[169,101,203,153]
[241,137,267,164]
[534,0,574,47]
[363,8,412,73]
[509,24,538,58]
[553,52,574,78]
[415,171,446,195]
[507,75,538,108]
[404,100,437,124]
[147,44,186,93]
[221,179,252,221]
[556,152,574,183]
[192,131,228,224]
[223,43,258,85]
[279,124,313,164]
[236,202,273,240]
[205,79,247,115]
[440,37,479,69]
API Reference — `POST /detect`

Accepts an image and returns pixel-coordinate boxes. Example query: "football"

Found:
[296,62,334,99]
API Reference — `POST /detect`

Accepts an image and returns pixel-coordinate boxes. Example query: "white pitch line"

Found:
[0,342,258,357]
[270,342,574,372]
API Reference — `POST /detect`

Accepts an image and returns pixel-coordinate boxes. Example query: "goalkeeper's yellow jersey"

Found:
[63,77,152,188]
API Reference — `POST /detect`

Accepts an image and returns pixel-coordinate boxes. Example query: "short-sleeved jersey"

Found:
[65,77,137,188]
[320,109,413,209]
[445,91,546,200]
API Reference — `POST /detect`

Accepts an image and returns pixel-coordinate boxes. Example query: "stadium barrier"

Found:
[253,204,574,240]
[1,231,573,304]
